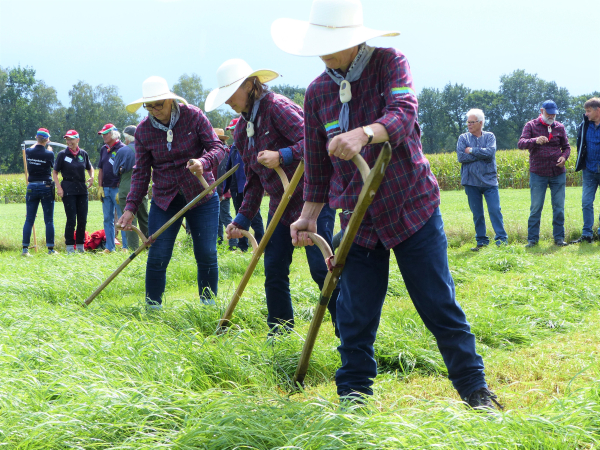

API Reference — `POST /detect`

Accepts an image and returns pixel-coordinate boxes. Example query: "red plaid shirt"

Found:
[232,92,305,228]
[517,117,571,177]
[125,104,227,214]
[304,47,440,250]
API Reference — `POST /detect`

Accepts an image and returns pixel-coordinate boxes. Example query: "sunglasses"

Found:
[143,101,166,111]
[467,121,481,125]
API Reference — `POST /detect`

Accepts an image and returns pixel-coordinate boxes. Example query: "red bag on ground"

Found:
[86,230,106,250]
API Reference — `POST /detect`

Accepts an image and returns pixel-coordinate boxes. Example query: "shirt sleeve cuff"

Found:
[233,213,251,230]
[199,157,209,171]
[279,148,293,166]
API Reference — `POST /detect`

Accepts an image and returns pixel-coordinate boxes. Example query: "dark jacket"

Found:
[575,114,591,172]
[225,143,246,195]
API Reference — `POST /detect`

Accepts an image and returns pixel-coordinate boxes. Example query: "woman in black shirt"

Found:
[52,130,94,253]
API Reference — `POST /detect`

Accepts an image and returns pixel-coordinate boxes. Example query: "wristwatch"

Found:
[362,126,374,145]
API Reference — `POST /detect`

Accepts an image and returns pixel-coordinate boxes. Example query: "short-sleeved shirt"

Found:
[98,140,126,188]
[26,145,54,183]
[54,148,92,195]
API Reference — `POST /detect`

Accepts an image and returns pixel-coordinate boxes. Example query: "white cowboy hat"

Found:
[126,76,189,113]
[205,59,279,112]
[271,0,399,57]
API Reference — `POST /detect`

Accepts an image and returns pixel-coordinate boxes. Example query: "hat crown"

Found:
[142,76,171,99]
[309,0,363,27]
[216,59,253,89]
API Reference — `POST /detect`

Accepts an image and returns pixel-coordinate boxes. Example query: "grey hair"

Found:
[111,130,121,140]
[123,133,135,144]
[466,108,485,125]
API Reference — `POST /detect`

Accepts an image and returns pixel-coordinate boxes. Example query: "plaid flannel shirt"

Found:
[125,104,226,214]
[304,47,440,250]
[517,117,571,177]
[231,92,305,229]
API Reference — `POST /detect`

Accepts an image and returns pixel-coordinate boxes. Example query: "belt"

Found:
[29,181,53,185]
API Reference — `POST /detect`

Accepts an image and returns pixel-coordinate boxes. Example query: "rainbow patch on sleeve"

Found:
[325,120,340,132]
[391,87,416,97]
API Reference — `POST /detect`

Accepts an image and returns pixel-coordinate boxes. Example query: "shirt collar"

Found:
[106,140,121,151]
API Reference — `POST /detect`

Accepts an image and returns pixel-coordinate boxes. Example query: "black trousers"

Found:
[63,194,88,245]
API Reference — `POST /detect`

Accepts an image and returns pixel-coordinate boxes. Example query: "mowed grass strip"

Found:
[1,191,600,448]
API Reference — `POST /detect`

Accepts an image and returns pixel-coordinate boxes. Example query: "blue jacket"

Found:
[456,131,498,187]
[225,143,246,194]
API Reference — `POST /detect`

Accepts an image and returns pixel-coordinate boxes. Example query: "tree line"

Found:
[0,65,595,173]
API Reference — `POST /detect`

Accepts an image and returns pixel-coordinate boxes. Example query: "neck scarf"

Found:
[149,101,181,151]
[68,146,80,157]
[243,91,269,149]
[325,43,376,132]
[539,115,553,140]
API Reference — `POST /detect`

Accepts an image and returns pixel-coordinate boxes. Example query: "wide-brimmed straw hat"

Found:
[126,76,188,113]
[271,0,399,57]
[214,128,229,142]
[205,59,279,112]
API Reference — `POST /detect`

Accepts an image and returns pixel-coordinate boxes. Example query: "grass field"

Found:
[1,190,600,448]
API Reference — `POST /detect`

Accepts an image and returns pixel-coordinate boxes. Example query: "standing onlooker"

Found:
[571,97,600,244]
[53,130,94,253]
[457,109,507,251]
[113,125,149,251]
[224,117,265,252]
[22,128,56,256]
[97,123,127,253]
[212,128,237,249]
[278,0,498,409]
[518,100,571,247]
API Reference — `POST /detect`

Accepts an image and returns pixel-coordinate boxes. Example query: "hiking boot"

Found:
[463,387,503,411]
[48,249,58,255]
[21,251,32,257]
[525,241,538,248]
[554,239,569,247]
[570,236,593,244]
[471,244,487,252]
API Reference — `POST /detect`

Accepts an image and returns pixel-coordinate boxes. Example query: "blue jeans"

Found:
[581,169,600,237]
[231,190,264,252]
[464,185,507,245]
[263,205,339,334]
[102,186,126,251]
[218,197,237,247]
[146,193,219,305]
[22,183,55,248]
[335,208,486,398]
[527,172,566,242]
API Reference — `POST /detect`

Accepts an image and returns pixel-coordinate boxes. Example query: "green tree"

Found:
[440,83,471,149]
[418,87,445,153]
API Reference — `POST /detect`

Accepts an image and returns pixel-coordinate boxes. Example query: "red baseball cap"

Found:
[98,123,117,135]
[63,130,79,139]
[226,117,240,130]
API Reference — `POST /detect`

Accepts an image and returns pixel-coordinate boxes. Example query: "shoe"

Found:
[21,251,32,257]
[525,241,538,248]
[495,240,508,247]
[48,249,58,255]
[339,390,369,407]
[463,387,503,411]
[571,236,593,244]
[201,297,216,306]
[146,303,163,312]
[554,239,569,247]
[470,244,487,252]
[102,249,112,254]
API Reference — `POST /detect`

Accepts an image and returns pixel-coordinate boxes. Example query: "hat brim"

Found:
[271,18,399,57]
[205,69,279,112]
[217,135,230,142]
[126,92,189,113]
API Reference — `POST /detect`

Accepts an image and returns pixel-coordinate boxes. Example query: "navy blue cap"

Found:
[542,100,558,114]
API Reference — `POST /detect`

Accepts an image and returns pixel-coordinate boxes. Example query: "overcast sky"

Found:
[1,0,598,111]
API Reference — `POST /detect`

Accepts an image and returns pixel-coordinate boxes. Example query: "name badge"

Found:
[65,156,73,163]
[109,159,114,165]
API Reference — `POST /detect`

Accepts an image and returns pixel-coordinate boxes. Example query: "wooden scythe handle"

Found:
[116,224,148,244]
[189,160,210,189]
[352,154,370,184]
[239,230,259,252]
[306,232,333,261]
[274,166,289,190]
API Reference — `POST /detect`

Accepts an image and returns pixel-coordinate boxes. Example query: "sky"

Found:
[1,0,598,110]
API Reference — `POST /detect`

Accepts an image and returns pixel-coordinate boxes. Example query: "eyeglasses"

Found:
[467,120,481,125]
[143,101,166,111]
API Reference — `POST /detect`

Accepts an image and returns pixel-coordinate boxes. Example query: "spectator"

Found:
[53,130,94,253]
[278,0,498,409]
[224,117,265,252]
[457,109,507,251]
[518,100,571,247]
[97,123,128,252]
[571,98,600,244]
[118,76,226,309]
[22,128,56,256]
[113,125,149,251]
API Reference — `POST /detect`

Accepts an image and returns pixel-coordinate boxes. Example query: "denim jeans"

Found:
[527,172,566,242]
[335,208,486,398]
[464,185,508,246]
[102,186,126,251]
[22,183,55,248]
[263,205,339,334]
[218,197,237,247]
[62,194,88,246]
[581,169,600,237]
[231,190,265,252]
[146,193,219,305]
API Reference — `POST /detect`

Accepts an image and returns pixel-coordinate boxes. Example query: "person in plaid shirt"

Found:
[518,100,571,247]
[205,58,339,335]
[274,0,499,410]
[117,76,226,310]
